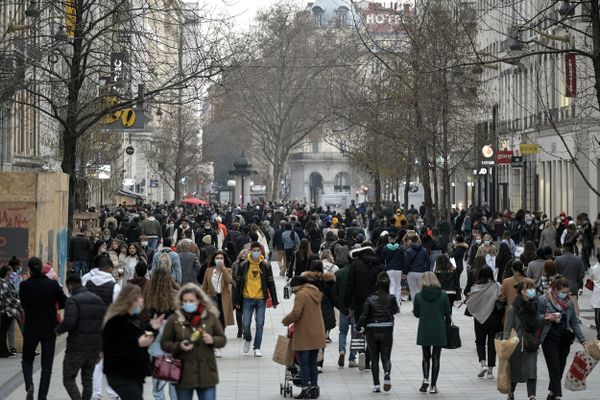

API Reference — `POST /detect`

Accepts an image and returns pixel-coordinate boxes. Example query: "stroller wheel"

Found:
[280,383,284,396]
[286,384,293,396]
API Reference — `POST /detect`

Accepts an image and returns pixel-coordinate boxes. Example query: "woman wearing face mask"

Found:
[503,281,543,400]
[539,278,588,400]
[202,251,234,346]
[161,283,226,400]
[499,261,534,318]
[124,243,146,282]
[476,234,497,257]
[89,239,107,266]
[467,235,482,268]
[102,284,165,400]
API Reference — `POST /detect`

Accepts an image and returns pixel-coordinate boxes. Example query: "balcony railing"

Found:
[288,151,347,161]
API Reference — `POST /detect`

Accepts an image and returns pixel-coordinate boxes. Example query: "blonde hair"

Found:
[319,249,334,263]
[175,283,219,321]
[104,284,142,325]
[144,266,179,313]
[420,271,442,289]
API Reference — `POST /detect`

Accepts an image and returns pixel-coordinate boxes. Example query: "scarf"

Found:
[467,281,499,324]
[187,304,206,328]
[547,289,571,311]
[512,296,539,333]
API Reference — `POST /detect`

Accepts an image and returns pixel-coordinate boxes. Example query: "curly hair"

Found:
[144,266,179,313]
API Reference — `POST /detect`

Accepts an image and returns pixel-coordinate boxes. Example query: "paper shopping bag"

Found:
[272,335,293,366]
[565,350,599,391]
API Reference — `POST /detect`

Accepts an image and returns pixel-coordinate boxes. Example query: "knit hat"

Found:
[202,235,212,245]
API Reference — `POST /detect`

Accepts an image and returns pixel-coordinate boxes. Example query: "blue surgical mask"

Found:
[526,289,537,299]
[252,251,261,260]
[475,240,481,245]
[557,292,568,300]
[132,306,142,315]
[182,302,197,313]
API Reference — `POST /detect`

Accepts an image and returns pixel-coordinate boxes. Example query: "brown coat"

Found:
[160,309,226,389]
[282,283,326,351]
[202,266,234,326]
[499,273,534,319]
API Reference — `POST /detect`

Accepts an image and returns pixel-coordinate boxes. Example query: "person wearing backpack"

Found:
[82,255,121,400]
[282,223,300,277]
[332,230,350,266]
[151,238,182,284]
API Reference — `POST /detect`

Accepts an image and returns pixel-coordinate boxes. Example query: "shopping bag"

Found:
[266,292,273,308]
[444,323,462,349]
[272,335,294,366]
[565,350,599,391]
[350,332,366,352]
[494,329,519,360]
[588,339,600,361]
[497,358,511,394]
[152,355,182,383]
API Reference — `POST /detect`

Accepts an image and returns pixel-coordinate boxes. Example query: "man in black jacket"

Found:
[69,225,92,276]
[344,246,385,371]
[57,274,106,400]
[20,257,67,400]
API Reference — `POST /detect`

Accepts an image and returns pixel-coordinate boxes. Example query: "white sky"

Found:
[200,0,307,30]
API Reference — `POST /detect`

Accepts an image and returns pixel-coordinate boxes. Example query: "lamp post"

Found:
[229,154,256,206]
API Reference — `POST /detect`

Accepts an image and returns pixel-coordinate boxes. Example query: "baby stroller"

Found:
[280,324,301,398]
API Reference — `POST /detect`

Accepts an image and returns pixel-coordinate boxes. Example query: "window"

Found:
[313,6,324,27]
[334,172,350,193]
[336,7,349,27]
[312,141,319,153]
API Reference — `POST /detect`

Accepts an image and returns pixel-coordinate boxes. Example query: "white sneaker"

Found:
[243,340,251,353]
[486,371,494,379]
[215,348,222,358]
[254,348,263,357]
[358,352,366,371]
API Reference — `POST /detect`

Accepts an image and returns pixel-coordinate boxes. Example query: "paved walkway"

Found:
[2,270,599,400]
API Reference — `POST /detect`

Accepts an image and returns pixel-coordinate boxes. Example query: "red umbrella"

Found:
[182,198,208,206]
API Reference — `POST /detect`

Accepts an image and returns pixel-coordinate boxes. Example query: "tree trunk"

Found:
[61,131,78,236]
[271,162,283,203]
[374,171,382,213]
[404,167,411,216]
[174,172,181,203]
[415,100,434,227]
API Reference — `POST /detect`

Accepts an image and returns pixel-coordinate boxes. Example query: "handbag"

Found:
[444,322,462,349]
[283,284,291,300]
[522,331,540,352]
[585,279,595,291]
[152,355,182,383]
[350,332,366,352]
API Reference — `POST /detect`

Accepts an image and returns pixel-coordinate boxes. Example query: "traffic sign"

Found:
[125,146,135,155]
[120,108,136,127]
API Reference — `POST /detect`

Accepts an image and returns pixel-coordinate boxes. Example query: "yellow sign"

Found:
[120,108,136,127]
[520,143,539,155]
[65,0,76,38]
[103,97,121,124]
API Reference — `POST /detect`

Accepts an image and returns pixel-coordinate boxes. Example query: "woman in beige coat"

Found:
[202,251,234,333]
[282,276,326,399]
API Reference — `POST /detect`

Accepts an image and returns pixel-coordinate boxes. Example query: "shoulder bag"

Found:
[152,354,182,384]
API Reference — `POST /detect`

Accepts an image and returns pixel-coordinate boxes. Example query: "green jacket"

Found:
[160,310,226,389]
[334,264,350,304]
[413,287,451,346]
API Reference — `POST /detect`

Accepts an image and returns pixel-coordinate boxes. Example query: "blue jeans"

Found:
[338,314,357,361]
[72,261,88,276]
[152,378,177,400]
[148,238,159,251]
[298,350,319,387]
[242,298,266,349]
[175,386,216,400]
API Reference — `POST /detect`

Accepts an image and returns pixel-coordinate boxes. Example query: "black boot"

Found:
[309,386,320,399]
[26,384,34,400]
[294,387,310,399]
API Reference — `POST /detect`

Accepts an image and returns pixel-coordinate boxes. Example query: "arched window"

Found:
[334,172,350,193]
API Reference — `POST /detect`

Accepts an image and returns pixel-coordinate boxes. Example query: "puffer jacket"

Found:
[345,247,385,306]
[56,286,106,353]
[357,293,399,331]
[381,243,404,271]
[302,271,347,330]
[403,244,430,274]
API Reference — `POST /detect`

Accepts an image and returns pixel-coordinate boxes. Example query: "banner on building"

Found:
[565,53,577,97]
[511,156,524,168]
[496,150,513,164]
[520,143,539,155]
[110,52,127,94]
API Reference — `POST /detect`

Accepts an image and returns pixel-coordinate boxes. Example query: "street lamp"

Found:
[24,0,41,18]
[558,1,575,17]
[228,153,256,206]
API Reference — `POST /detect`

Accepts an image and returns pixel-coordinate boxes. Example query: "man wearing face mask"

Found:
[196,220,218,249]
[57,274,106,400]
[82,256,122,400]
[554,242,585,317]
[234,243,279,357]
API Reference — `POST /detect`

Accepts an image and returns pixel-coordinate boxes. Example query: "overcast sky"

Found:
[202,0,306,30]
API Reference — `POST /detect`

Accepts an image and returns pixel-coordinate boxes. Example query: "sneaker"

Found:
[317,366,323,373]
[10,347,16,355]
[237,330,243,339]
[383,374,391,392]
[253,349,263,357]
[338,352,345,367]
[507,394,515,400]
[429,385,438,394]
[26,385,34,400]
[358,352,366,371]
[348,360,358,368]
[419,380,429,393]
[243,340,251,353]
[215,348,222,358]
[486,371,494,379]
[326,336,332,344]
[477,366,488,378]
[372,385,381,393]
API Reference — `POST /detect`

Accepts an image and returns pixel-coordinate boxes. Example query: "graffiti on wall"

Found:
[0,208,32,228]
[57,228,68,283]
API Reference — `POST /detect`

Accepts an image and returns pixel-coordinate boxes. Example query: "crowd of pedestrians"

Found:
[0,200,599,400]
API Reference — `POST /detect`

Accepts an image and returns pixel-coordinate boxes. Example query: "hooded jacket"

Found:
[302,271,347,330]
[233,256,279,307]
[381,242,404,271]
[345,247,385,306]
[82,268,121,306]
[282,283,326,351]
[413,286,451,346]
